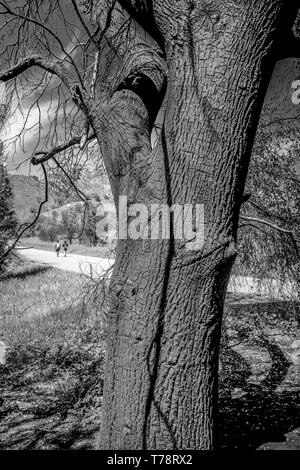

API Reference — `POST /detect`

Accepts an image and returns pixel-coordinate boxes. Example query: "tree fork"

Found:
[95,0,300,450]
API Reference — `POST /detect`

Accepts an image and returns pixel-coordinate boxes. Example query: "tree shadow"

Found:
[218,334,299,449]
[226,293,300,322]
[0,264,51,280]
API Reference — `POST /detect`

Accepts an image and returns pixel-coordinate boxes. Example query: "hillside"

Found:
[8,174,48,223]
[9,172,115,229]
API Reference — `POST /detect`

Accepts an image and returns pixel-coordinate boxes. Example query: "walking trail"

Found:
[18,247,113,277]
[18,247,298,299]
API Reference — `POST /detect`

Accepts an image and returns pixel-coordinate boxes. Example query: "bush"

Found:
[38,222,63,242]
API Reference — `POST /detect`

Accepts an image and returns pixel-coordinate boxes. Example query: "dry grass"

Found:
[0,255,298,450]
[0,255,105,450]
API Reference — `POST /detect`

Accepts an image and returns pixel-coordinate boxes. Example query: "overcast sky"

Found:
[0,0,80,177]
[0,4,299,179]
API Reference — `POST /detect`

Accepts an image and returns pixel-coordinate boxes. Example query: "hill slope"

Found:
[8,174,47,223]
[9,173,115,227]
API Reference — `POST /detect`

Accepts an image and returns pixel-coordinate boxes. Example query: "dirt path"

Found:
[18,248,298,299]
[18,248,113,277]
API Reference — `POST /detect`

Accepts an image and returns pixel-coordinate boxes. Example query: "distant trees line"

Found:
[33,200,106,246]
[0,162,17,272]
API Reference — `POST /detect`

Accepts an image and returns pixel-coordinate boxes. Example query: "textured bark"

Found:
[92,0,300,450]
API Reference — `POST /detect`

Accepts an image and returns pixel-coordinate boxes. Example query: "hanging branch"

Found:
[90,50,100,98]
[240,215,300,260]
[97,0,118,45]
[240,215,299,238]
[52,156,89,202]
[0,1,84,88]
[0,55,86,111]
[0,55,75,87]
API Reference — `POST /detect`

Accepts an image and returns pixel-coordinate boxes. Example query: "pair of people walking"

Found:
[55,240,68,257]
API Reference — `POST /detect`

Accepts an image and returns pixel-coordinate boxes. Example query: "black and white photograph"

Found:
[0,0,299,457]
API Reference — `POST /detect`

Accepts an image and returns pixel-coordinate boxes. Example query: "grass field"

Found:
[9,175,45,222]
[20,237,114,259]
[0,255,106,450]
[0,255,299,450]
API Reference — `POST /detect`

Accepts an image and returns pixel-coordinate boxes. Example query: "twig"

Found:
[52,157,89,202]
[240,215,300,260]
[70,0,97,46]
[31,133,96,165]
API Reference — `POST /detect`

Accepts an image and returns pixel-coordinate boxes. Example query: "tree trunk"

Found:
[94,0,299,450]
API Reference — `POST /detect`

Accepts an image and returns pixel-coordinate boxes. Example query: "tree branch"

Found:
[31,133,96,165]
[240,215,298,237]
[0,55,85,105]
[90,51,100,98]
[0,1,84,87]
[71,0,98,46]
[52,156,89,203]
[98,0,118,45]
[240,215,300,259]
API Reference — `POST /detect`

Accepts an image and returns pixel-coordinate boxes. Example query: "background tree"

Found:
[236,121,300,298]
[0,161,17,273]
[38,219,63,242]
[84,202,98,247]
[61,206,84,244]
[0,0,300,450]
[47,147,88,206]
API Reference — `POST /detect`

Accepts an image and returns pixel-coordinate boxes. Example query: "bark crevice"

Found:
[142,124,176,450]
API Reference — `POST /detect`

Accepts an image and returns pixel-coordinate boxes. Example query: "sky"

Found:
[0,3,299,179]
[0,0,81,177]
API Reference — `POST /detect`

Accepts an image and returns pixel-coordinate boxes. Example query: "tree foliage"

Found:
[61,205,84,244]
[0,161,17,271]
[84,202,98,246]
[38,219,63,242]
[236,120,300,297]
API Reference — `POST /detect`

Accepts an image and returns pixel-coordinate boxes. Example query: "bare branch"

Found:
[31,132,96,165]
[0,55,78,91]
[90,50,100,98]
[240,215,300,261]
[52,156,89,203]
[240,215,299,237]
[98,0,118,45]
[0,1,84,87]
[70,0,97,46]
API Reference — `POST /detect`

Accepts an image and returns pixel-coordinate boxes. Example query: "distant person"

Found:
[55,240,61,257]
[62,240,68,257]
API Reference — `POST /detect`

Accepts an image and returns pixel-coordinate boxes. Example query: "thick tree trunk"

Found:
[94,0,299,450]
